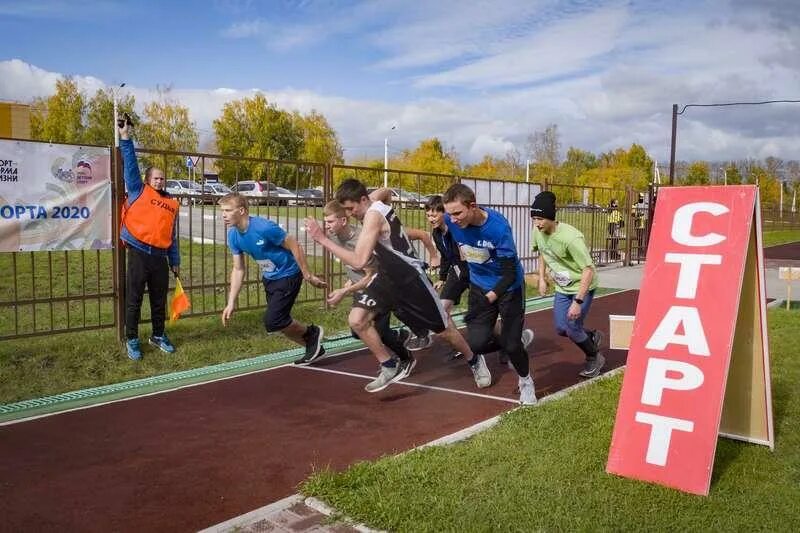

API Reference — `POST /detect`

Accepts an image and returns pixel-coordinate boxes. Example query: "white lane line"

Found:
[295,365,519,404]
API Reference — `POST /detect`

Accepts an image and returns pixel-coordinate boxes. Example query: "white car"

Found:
[165,179,203,206]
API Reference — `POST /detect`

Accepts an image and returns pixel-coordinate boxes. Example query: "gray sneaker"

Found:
[522,328,534,351]
[469,354,492,388]
[365,361,406,393]
[579,353,606,378]
[518,375,537,405]
[405,332,433,352]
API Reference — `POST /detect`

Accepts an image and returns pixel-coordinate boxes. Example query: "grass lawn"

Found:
[302,308,800,532]
[762,229,800,247]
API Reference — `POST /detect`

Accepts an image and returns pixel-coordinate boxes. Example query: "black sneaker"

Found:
[405,332,433,352]
[578,354,606,378]
[396,328,410,347]
[398,353,417,378]
[295,324,325,365]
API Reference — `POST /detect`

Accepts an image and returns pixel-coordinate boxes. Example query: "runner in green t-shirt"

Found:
[530,191,605,378]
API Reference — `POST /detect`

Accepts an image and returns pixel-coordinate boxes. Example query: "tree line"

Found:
[29,78,343,185]
[28,78,798,206]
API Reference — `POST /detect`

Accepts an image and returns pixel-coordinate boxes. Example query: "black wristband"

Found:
[574,297,584,305]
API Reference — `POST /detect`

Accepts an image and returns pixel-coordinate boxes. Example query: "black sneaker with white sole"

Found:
[295,324,325,365]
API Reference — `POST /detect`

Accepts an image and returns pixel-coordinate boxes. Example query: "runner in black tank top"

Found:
[305,179,492,393]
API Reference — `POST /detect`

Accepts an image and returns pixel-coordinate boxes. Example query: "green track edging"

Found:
[0,291,624,424]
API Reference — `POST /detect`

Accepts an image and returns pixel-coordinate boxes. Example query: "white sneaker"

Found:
[519,375,537,405]
[521,328,534,351]
[470,354,492,388]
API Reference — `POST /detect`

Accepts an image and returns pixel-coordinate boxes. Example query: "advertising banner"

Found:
[0,139,112,252]
[606,185,773,495]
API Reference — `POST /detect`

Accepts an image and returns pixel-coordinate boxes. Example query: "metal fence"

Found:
[2,144,655,341]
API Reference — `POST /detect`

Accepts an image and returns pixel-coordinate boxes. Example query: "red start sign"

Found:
[607,185,773,496]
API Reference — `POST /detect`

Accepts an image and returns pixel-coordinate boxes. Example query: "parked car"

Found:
[165,179,203,206]
[294,188,324,207]
[201,182,232,205]
[229,180,295,206]
[367,187,424,208]
[274,186,297,206]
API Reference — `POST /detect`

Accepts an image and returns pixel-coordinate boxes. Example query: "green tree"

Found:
[136,98,199,177]
[295,110,343,165]
[394,138,460,193]
[213,93,304,186]
[464,155,503,179]
[558,147,597,185]
[29,77,86,144]
[84,88,139,146]
[682,161,711,185]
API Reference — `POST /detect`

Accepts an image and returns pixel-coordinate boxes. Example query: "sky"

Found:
[2,0,799,168]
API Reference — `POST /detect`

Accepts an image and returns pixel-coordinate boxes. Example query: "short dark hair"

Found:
[335,178,368,203]
[144,166,162,180]
[424,194,444,212]
[442,183,475,205]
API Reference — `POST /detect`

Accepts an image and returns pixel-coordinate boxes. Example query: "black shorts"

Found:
[354,270,448,334]
[440,274,470,305]
[261,271,303,332]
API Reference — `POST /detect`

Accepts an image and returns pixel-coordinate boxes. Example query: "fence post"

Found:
[322,163,332,308]
[111,145,126,343]
[624,187,633,265]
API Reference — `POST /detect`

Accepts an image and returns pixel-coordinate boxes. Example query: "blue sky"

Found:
[2,0,799,166]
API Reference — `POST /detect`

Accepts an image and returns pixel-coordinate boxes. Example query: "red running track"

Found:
[0,290,638,532]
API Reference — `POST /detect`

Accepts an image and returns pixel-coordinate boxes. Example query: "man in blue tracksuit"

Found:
[442,183,536,405]
[118,120,180,360]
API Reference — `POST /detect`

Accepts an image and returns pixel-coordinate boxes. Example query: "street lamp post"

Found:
[112,82,126,147]
[668,99,800,185]
[384,124,396,188]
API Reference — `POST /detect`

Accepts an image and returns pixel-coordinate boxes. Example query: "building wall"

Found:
[0,102,31,139]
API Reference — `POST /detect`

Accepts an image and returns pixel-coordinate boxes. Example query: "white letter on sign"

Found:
[672,202,729,247]
[664,253,723,299]
[646,306,710,356]
[641,357,704,406]
[635,412,695,466]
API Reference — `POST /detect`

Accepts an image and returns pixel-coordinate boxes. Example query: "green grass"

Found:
[302,308,800,532]
[762,229,800,247]
[0,296,350,404]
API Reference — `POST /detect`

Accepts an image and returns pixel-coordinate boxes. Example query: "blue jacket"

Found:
[119,139,180,266]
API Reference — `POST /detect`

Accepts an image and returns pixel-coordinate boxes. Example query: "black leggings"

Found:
[464,284,528,376]
[125,247,170,339]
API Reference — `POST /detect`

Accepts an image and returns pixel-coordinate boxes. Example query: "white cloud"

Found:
[4,0,800,168]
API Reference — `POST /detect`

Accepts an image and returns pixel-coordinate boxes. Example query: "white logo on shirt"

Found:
[256,239,265,246]
[460,244,491,264]
[256,259,276,273]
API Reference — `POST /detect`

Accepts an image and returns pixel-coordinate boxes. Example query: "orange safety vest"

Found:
[121,185,179,249]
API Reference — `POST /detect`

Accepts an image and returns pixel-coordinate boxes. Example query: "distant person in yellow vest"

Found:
[606,199,622,261]
[118,119,180,361]
[631,193,648,259]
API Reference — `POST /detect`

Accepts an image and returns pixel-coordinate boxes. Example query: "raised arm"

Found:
[305,210,383,271]
[369,187,393,204]
[117,121,144,198]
